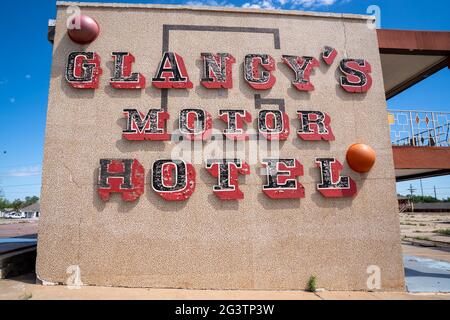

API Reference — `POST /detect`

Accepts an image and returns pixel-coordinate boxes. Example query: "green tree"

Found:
[409,195,440,203]
[0,196,39,211]
[11,199,23,211]
[22,196,39,207]
[0,197,10,210]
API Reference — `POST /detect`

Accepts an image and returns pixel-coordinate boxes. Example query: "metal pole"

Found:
[409,111,415,146]
[408,184,416,198]
[431,112,438,146]
[420,179,424,197]
[434,186,438,200]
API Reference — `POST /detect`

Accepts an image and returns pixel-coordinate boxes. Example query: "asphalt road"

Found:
[404,254,450,293]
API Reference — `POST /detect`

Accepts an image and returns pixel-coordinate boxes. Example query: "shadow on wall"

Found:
[92,167,140,213]
[333,67,368,102]
[143,172,189,212]
[54,33,96,100]
[307,162,367,210]
[290,116,332,151]
[194,58,230,100]
[114,116,168,153]
[104,60,142,99]
[238,62,274,101]
[255,170,302,210]
[277,61,313,102]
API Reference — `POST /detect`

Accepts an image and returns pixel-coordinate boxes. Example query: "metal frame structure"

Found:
[389,109,450,147]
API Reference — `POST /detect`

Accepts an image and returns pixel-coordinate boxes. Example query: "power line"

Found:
[407,184,416,197]
[0,183,41,188]
[398,186,450,191]
[0,163,42,169]
[2,194,40,197]
[416,186,450,189]
[0,173,41,178]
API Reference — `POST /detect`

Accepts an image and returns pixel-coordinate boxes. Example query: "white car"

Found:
[6,212,24,219]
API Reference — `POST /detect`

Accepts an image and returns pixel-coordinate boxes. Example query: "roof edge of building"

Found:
[56,1,375,21]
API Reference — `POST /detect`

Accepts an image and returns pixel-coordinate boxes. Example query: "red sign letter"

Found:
[179,108,212,141]
[152,52,193,89]
[297,111,335,141]
[281,55,319,91]
[322,46,337,66]
[201,53,235,89]
[66,51,102,89]
[122,109,170,141]
[262,159,305,199]
[152,159,196,201]
[244,54,276,90]
[219,109,252,141]
[315,158,357,197]
[110,52,145,89]
[98,159,144,202]
[339,59,372,93]
[206,159,250,200]
[258,110,290,141]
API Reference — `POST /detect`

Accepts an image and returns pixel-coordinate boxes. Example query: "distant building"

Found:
[397,196,412,213]
[397,196,450,213]
[20,202,40,219]
[0,208,15,218]
[411,202,450,213]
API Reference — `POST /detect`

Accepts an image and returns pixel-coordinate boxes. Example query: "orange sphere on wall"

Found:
[346,143,376,173]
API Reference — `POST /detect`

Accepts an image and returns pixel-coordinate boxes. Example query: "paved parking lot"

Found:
[2,220,450,298]
[0,219,38,238]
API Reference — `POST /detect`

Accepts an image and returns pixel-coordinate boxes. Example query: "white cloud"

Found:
[242,0,276,9]
[290,0,338,8]
[8,166,41,177]
[186,0,236,7]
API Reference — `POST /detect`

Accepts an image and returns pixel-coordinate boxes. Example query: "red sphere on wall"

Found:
[346,143,376,173]
[67,15,100,44]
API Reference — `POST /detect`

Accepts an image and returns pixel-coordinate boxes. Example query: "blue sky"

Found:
[0,0,449,200]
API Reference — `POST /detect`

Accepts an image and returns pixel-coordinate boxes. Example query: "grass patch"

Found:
[307,276,317,292]
[433,229,450,236]
[20,292,32,300]
[412,236,430,241]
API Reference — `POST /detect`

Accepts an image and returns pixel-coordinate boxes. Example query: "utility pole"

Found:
[407,184,416,198]
[434,186,438,200]
[407,184,417,213]
[420,179,424,197]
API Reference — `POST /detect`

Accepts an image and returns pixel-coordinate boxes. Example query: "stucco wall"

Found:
[37,2,405,290]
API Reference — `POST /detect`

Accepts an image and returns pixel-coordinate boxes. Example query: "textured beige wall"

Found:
[37,2,405,290]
